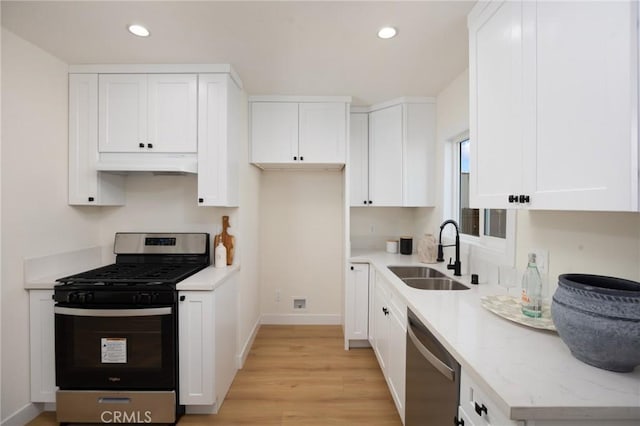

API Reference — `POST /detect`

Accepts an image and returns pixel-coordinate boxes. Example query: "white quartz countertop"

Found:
[350,250,640,421]
[176,264,240,291]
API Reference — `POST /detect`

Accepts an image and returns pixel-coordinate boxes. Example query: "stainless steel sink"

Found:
[402,277,469,291]
[387,266,447,279]
[387,266,469,290]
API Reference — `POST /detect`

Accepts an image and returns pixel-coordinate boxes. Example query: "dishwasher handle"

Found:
[407,322,455,382]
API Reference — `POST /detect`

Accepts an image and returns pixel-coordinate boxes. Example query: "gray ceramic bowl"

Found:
[551,274,640,372]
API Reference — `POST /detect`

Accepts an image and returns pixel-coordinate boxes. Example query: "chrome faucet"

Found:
[437,219,462,276]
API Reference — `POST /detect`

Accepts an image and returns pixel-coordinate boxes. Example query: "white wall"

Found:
[419,68,640,293]
[350,207,418,251]
[1,28,102,421]
[259,170,344,323]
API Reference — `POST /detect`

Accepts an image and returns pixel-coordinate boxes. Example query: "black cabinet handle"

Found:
[350,266,354,270]
[179,295,186,302]
[88,197,95,202]
[474,402,488,416]
[368,200,372,204]
[198,198,204,203]
[293,156,297,161]
[363,200,367,205]
[139,143,145,148]
[382,307,389,316]
[508,194,518,203]
[519,194,530,203]
[454,417,464,426]
[147,143,153,148]
[300,156,304,161]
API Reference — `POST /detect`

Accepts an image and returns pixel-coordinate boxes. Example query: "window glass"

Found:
[458,139,506,239]
[459,139,479,236]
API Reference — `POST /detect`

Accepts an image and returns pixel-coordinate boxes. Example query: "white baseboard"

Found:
[237,316,260,369]
[1,402,42,426]
[260,313,342,325]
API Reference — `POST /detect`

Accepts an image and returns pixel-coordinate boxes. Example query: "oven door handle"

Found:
[54,306,172,317]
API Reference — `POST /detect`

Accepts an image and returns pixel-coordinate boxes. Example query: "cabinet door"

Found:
[349,113,370,206]
[369,105,403,206]
[29,290,56,402]
[372,276,390,371]
[197,74,240,207]
[147,74,198,153]
[345,263,369,341]
[387,307,406,423]
[469,0,524,209]
[178,291,214,405]
[98,74,148,153]
[69,74,125,205]
[298,103,346,163]
[250,102,299,163]
[522,1,637,211]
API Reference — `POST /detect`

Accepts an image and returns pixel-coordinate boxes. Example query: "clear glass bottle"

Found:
[521,253,542,318]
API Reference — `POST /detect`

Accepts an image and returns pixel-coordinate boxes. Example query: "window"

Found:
[458,139,506,239]
[444,134,515,267]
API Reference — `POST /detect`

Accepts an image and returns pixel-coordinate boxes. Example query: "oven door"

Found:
[55,306,175,390]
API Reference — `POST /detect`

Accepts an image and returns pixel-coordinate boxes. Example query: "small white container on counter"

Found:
[386,240,398,253]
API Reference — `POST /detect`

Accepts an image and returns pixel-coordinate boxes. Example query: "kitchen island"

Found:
[350,250,640,424]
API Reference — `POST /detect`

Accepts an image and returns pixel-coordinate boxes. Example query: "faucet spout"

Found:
[437,219,462,276]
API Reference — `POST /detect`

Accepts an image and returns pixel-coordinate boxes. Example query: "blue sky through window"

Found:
[460,139,470,173]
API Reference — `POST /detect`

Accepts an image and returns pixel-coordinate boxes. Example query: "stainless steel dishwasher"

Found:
[405,308,461,426]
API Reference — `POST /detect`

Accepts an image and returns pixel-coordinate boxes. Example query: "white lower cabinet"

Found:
[345,263,370,344]
[371,271,406,424]
[458,405,477,426]
[460,369,523,426]
[178,276,238,412]
[29,290,57,403]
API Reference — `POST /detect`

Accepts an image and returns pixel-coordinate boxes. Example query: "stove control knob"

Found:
[137,293,152,304]
[67,292,78,303]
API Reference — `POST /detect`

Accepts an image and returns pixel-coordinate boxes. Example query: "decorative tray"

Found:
[480,295,556,332]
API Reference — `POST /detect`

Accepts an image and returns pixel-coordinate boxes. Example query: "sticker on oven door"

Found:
[101,338,127,363]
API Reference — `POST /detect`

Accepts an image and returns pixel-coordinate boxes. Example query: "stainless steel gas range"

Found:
[53,232,210,425]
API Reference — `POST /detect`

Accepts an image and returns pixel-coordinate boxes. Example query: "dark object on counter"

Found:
[551,273,640,373]
[400,237,413,255]
[471,274,479,285]
[436,219,461,276]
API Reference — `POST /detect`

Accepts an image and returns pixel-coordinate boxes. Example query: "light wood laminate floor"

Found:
[28,325,401,425]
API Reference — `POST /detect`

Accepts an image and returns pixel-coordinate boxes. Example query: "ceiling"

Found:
[1,1,475,105]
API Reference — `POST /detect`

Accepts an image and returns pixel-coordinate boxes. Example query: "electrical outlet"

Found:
[293,298,307,310]
[530,249,549,275]
[275,289,281,302]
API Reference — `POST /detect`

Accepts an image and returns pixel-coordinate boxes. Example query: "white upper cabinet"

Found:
[197,74,241,207]
[249,97,350,168]
[99,74,197,153]
[350,99,436,207]
[298,102,347,163]
[250,102,298,163]
[469,0,639,211]
[349,112,369,206]
[68,74,125,205]
[68,64,243,206]
[369,104,404,206]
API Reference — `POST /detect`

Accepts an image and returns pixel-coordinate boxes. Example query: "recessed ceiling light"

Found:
[377,27,397,39]
[128,24,150,37]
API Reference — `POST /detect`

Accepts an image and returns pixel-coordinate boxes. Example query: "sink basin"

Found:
[387,266,447,279]
[402,277,469,291]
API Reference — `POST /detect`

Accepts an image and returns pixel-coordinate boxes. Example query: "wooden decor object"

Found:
[214,216,235,265]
